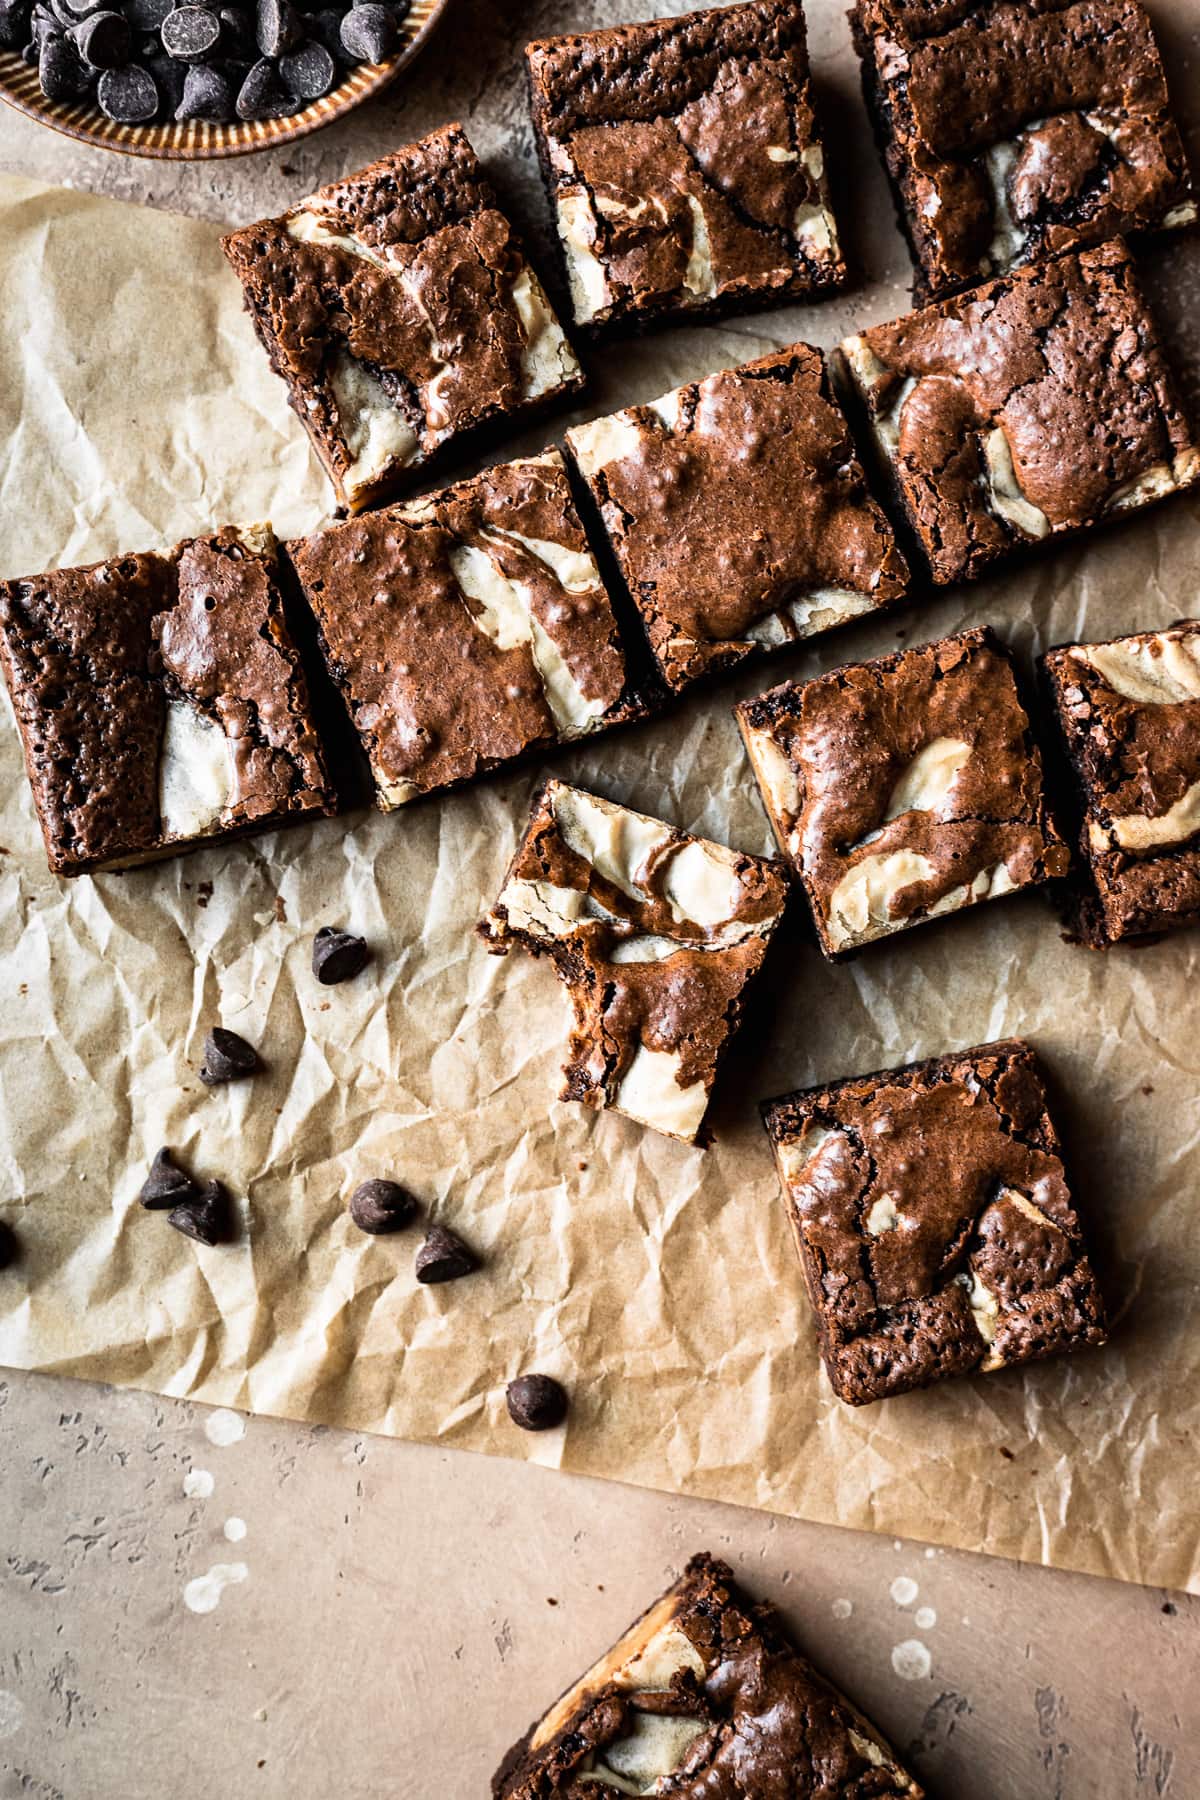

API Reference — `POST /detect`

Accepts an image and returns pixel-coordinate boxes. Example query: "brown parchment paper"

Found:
[1,154,1199,1596]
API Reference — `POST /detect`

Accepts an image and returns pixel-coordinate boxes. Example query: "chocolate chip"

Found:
[254,0,297,56]
[39,31,91,97]
[234,52,290,116]
[506,1374,568,1432]
[175,60,230,116]
[168,1178,229,1247]
[97,61,158,116]
[278,36,332,97]
[338,1,393,62]
[348,1177,418,1235]
[216,5,250,53]
[414,1223,477,1284]
[311,925,369,985]
[198,1026,260,1085]
[303,4,345,58]
[145,46,184,105]
[0,1221,18,1271]
[123,0,172,29]
[0,0,30,48]
[71,7,129,65]
[140,1145,198,1210]
[160,3,218,57]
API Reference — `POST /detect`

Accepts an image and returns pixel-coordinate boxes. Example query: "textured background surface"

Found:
[1,0,1199,1795]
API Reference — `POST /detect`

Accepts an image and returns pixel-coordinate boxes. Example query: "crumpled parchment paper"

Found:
[1,166,1199,1595]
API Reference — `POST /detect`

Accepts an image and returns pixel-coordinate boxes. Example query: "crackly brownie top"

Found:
[494,1553,921,1797]
[855,0,1195,294]
[222,125,580,503]
[1045,621,1200,858]
[841,242,1200,583]
[0,527,329,874]
[737,628,1065,955]
[526,1,841,326]
[761,1040,1106,1404]
[567,345,908,691]
[288,454,628,806]
[480,780,788,1142]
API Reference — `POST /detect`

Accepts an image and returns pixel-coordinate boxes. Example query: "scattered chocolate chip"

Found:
[349,1177,418,1235]
[338,0,393,62]
[160,2,217,57]
[198,1026,260,1085]
[278,35,333,98]
[140,1145,198,1210]
[506,1374,568,1432]
[97,61,158,117]
[0,1221,18,1270]
[414,1223,477,1284]
[168,1178,229,1247]
[254,0,296,56]
[312,925,369,985]
[175,59,229,116]
[235,52,290,116]
[39,31,91,97]
[71,6,128,63]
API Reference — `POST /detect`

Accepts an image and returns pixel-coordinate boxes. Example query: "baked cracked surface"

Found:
[761,1039,1107,1405]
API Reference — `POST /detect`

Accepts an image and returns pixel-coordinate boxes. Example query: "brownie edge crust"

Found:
[762,1039,1107,1405]
[493,1553,922,1797]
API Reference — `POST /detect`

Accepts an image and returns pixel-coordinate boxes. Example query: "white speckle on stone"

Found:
[184,1469,214,1499]
[205,1408,246,1447]
[915,1607,937,1631]
[924,1547,938,1559]
[892,1539,903,1550]
[184,1563,249,1615]
[831,1598,853,1620]
[224,1517,247,1543]
[0,1691,24,1739]
[892,1640,932,1681]
[890,1576,919,1607]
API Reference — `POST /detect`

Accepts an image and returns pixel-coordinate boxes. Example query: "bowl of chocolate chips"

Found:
[0,0,449,156]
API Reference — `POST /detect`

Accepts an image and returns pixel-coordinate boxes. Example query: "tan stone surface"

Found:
[1,2,1199,1794]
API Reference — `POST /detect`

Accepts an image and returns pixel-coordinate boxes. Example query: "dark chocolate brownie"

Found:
[836,239,1200,585]
[493,1552,923,1797]
[288,451,642,810]
[1042,618,1200,944]
[479,779,789,1144]
[853,0,1196,301]
[566,344,910,693]
[0,525,333,877]
[761,1039,1107,1405]
[222,125,584,514]
[525,1,845,337]
[735,626,1068,958]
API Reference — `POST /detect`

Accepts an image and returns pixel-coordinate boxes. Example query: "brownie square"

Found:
[479,779,789,1144]
[735,626,1067,958]
[525,1,845,337]
[1042,618,1200,944]
[0,526,333,877]
[222,124,584,514]
[761,1039,1107,1406]
[566,344,910,693]
[836,240,1200,585]
[288,451,643,810]
[853,0,1196,302]
[494,1553,923,1797]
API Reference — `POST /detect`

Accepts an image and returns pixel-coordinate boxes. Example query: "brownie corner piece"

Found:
[493,1552,923,1797]
[1041,617,1200,945]
[852,0,1197,302]
[287,450,639,811]
[221,122,584,514]
[736,625,1067,959]
[566,342,909,693]
[0,525,333,877]
[480,779,789,1143]
[837,240,1200,585]
[525,0,845,337]
[761,1038,1107,1406]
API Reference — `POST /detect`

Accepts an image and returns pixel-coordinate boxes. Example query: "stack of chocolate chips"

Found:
[1,0,411,123]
